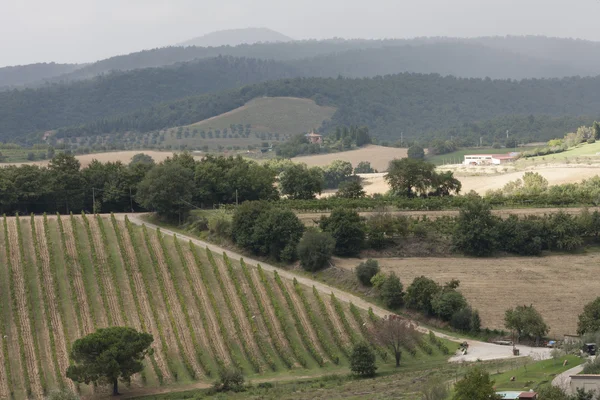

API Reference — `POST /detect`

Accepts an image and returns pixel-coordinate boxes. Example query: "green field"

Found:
[492,355,583,391]
[0,147,50,163]
[526,140,600,162]
[427,147,535,166]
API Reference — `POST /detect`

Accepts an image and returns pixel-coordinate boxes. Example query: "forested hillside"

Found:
[0,57,298,141]
[6,36,600,87]
[0,62,81,89]
[53,74,600,144]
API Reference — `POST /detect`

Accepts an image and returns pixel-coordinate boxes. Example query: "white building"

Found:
[463,153,516,166]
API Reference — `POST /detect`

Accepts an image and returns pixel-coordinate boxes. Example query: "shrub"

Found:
[407,145,425,160]
[214,368,245,392]
[453,198,499,256]
[350,342,377,377]
[405,276,440,315]
[356,259,380,286]
[588,138,596,144]
[319,208,366,256]
[432,290,467,321]
[208,215,231,238]
[380,273,404,308]
[450,306,481,332]
[370,272,387,290]
[297,229,335,272]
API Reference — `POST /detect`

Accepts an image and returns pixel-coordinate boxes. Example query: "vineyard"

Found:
[0,214,447,399]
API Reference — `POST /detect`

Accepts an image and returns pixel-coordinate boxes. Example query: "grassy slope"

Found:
[0,215,458,399]
[525,140,600,162]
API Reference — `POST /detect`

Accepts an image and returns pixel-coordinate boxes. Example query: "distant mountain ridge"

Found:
[178,27,293,47]
[0,62,82,89]
[4,35,600,89]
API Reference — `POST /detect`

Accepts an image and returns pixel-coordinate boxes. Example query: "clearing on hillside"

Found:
[293,145,408,172]
[178,97,335,136]
[0,214,446,399]
[333,255,598,338]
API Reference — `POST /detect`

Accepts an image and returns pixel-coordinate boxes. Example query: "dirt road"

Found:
[122,214,551,364]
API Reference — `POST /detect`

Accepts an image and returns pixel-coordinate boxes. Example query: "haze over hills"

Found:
[178,27,293,47]
[0,62,82,89]
[4,35,600,89]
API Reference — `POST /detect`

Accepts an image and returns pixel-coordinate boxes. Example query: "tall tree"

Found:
[66,327,153,396]
[452,367,501,400]
[279,163,324,200]
[505,304,549,345]
[577,297,600,335]
[385,158,435,197]
[374,317,415,367]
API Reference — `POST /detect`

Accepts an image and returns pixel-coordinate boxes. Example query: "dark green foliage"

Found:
[136,162,194,219]
[386,158,436,197]
[407,145,425,160]
[66,327,153,396]
[322,160,353,189]
[349,342,377,377]
[537,386,571,400]
[297,229,335,272]
[279,163,324,200]
[336,178,366,199]
[505,304,549,344]
[498,215,544,256]
[232,202,304,261]
[432,290,467,321]
[577,297,600,335]
[453,198,499,256]
[450,307,481,332]
[319,208,366,256]
[365,213,401,249]
[213,368,245,393]
[452,367,501,400]
[129,153,155,166]
[405,276,441,315]
[195,155,279,206]
[356,259,380,286]
[380,273,404,309]
[354,161,375,174]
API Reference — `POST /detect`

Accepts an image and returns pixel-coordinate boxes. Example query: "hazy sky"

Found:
[2,0,600,67]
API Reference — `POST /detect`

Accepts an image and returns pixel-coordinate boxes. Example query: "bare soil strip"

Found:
[87,216,124,326]
[181,245,231,366]
[324,297,352,347]
[214,256,264,368]
[0,338,7,398]
[148,233,204,377]
[115,221,171,380]
[61,218,94,334]
[283,279,328,362]
[7,219,43,399]
[250,269,293,357]
[34,218,75,391]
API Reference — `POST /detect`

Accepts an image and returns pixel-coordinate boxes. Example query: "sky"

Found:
[1,0,600,67]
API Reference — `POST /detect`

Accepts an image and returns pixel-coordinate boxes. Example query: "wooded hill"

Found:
[4,36,600,88]
[49,73,600,145]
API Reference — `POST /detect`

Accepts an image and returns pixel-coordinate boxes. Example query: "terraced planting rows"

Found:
[0,214,455,399]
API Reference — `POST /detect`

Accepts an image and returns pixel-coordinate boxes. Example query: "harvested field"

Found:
[333,255,599,337]
[293,145,407,172]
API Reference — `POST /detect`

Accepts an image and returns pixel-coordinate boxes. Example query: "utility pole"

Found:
[129,187,134,212]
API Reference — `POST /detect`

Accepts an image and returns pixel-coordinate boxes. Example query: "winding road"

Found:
[122,213,552,364]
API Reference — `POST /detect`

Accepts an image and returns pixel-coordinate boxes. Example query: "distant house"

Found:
[463,153,518,165]
[305,131,323,145]
[496,391,538,399]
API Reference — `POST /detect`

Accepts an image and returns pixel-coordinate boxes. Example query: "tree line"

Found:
[5,71,600,146]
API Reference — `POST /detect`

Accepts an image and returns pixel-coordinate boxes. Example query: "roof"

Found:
[306,132,322,137]
[464,154,516,159]
[519,393,538,399]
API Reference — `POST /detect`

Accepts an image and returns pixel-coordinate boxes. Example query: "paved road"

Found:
[552,364,585,394]
[122,213,551,364]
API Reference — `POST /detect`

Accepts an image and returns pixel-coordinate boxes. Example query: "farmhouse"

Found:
[305,131,323,144]
[496,391,538,399]
[570,375,600,393]
[463,153,517,165]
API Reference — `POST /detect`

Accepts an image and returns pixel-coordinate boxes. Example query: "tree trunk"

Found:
[395,351,401,367]
[113,379,119,396]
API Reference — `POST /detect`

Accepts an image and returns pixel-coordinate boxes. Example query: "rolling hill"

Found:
[52,74,600,145]
[0,213,446,399]
[0,62,82,89]
[178,27,293,47]
[179,96,336,135]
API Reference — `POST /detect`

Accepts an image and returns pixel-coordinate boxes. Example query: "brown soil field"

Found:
[333,255,598,337]
[345,165,600,196]
[1,151,202,168]
[293,145,407,172]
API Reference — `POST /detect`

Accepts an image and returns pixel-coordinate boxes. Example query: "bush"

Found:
[450,307,480,332]
[47,390,80,400]
[407,145,425,160]
[319,208,366,256]
[208,215,231,238]
[405,276,440,315]
[453,198,499,256]
[350,342,377,377]
[297,229,335,272]
[214,368,245,392]
[370,272,387,290]
[380,273,404,308]
[432,290,467,321]
[356,259,380,286]
[588,138,596,144]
